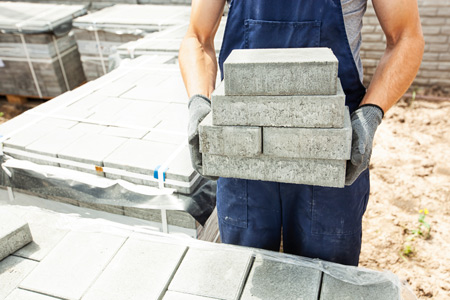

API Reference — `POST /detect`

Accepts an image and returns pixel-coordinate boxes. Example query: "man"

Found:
[180,0,424,266]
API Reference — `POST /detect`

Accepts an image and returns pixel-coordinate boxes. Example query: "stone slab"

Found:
[203,154,346,188]
[3,124,56,150]
[168,248,253,300]
[0,256,38,299]
[0,210,32,261]
[58,133,127,167]
[5,289,61,300]
[263,107,352,160]
[143,130,187,145]
[224,48,338,96]
[320,274,400,300]
[241,256,322,300]
[212,81,346,128]
[199,113,262,157]
[163,291,215,300]
[83,238,187,300]
[101,126,148,139]
[20,231,127,300]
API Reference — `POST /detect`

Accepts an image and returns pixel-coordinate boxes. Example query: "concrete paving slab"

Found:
[67,93,109,111]
[20,231,127,300]
[83,238,187,300]
[3,124,56,150]
[0,114,39,138]
[58,133,127,167]
[320,274,400,300]
[0,256,38,299]
[241,256,322,300]
[224,48,338,96]
[199,113,262,157]
[263,108,352,160]
[143,130,187,145]
[163,291,217,300]
[212,81,346,128]
[169,248,253,300]
[36,117,78,129]
[165,146,195,182]
[167,210,196,229]
[0,210,32,261]
[203,154,347,188]
[123,207,162,223]
[5,289,61,300]
[25,128,86,159]
[101,126,149,139]
[70,123,107,134]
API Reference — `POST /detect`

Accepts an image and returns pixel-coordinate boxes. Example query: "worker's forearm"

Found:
[361,35,424,113]
[179,36,218,98]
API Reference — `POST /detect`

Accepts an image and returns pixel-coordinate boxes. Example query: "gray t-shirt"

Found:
[341,0,367,82]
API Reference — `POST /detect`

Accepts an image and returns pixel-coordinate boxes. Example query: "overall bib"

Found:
[217,0,370,266]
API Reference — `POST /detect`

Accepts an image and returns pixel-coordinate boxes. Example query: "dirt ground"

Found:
[360,98,450,299]
[1,95,449,299]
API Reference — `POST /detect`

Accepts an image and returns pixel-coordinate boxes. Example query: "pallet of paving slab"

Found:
[117,18,226,59]
[1,94,52,105]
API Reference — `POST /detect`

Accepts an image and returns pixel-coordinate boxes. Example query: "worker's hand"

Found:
[187,94,217,179]
[345,105,384,185]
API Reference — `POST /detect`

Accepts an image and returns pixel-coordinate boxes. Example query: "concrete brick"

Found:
[163,291,214,300]
[241,256,322,300]
[320,274,399,300]
[199,113,262,157]
[203,154,346,188]
[3,124,55,150]
[143,130,187,145]
[20,231,127,300]
[71,123,107,134]
[212,81,346,128]
[83,238,187,300]
[101,126,148,139]
[0,256,38,299]
[167,210,196,229]
[78,201,125,216]
[168,248,253,300]
[263,108,351,160]
[224,48,338,96]
[124,207,162,223]
[58,133,127,167]
[5,289,60,300]
[36,117,78,129]
[0,210,32,261]
[0,114,39,138]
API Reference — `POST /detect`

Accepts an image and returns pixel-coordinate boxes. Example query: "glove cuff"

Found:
[188,94,211,109]
[358,103,384,118]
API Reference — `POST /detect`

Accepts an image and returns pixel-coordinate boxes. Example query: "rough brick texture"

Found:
[361,0,450,94]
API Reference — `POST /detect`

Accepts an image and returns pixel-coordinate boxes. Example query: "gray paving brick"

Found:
[3,124,55,150]
[168,248,253,300]
[5,289,61,300]
[203,154,347,188]
[224,48,338,96]
[71,123,107,134]
[36,117,78,129]
[58,133,127,170]
[143,130,187,145]
[78,202,125,216]
[20,231,127,300]
[0,114,39,138]
[212,81,346,128]
[0,256,38,299]
[263,108,352,160]
[167,210,196,229]
[163,291,216,300]
[67,92,109,111]
[101,126,148,139]
[123,207,162,223]
[25,128,86,159]
[320,274,400,300]
[199,113,262,157]
[83,238,187,300]
[0,210,32,261]
[241,256,321,300]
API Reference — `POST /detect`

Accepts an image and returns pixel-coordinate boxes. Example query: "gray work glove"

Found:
[345,104,384,186]
[187,94,217,180]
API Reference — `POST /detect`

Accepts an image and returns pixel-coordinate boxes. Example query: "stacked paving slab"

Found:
[200,48,352,188]
[73,4,191,80]
[0,2,87,98]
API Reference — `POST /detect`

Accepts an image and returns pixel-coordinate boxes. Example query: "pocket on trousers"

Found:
[311,169,370,236]
[217,178,248,228]
[244,19,321,49]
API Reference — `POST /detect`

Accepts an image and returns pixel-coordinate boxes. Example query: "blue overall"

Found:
[216,0,370,266]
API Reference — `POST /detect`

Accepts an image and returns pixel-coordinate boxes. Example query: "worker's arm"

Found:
[179,0,225,98]
[180,0,225,176]
[361,0,424,112]
[346,0,424,185]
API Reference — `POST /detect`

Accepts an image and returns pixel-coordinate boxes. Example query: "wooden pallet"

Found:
[2,94,52,105]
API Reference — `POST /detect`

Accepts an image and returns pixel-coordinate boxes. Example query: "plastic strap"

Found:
[92,22,107,75]
[153,165,168,181]
[161,208,168,233]
[16,27,43,98]
[7,187,15,202]
[51,30,70,92]
[156,142,187,189]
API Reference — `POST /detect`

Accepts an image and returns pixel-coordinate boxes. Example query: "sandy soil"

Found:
[1,96,449,299]
[360,99,450,299]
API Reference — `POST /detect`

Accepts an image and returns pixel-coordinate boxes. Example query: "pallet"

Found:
[2,94,52,105]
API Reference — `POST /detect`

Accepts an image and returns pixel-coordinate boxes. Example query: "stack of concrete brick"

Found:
[73,4,191,80]
[200,48,352,188]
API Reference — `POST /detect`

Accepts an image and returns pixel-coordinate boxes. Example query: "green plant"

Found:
[400,209,431,260]
[0,112,3,118]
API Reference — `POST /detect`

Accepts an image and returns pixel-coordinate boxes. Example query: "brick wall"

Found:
[361,0,450,94]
